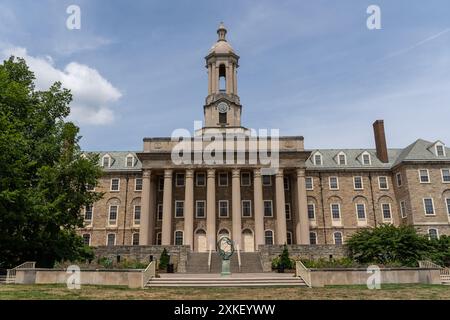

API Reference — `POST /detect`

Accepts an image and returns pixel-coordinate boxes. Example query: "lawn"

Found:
[0,284,448,300]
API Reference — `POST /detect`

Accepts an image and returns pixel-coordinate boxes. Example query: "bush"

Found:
[98,257,113,269]
[301,257,359,269]
[159,248,170,270]
[426,235,450,267]
[271,245,295,270]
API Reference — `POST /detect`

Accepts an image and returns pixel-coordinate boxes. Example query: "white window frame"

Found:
[435,143,446,157]
[106,233,116,246]
[241,200,252,218]
[135,178,143,191]
[381,203,392,222]
[333,232,343,245]
[102,155,111,168]
[132,233,140,246]
[309,232,318,245]
[441,169,450,183]
[82,234,91,246]
[428,228,439,240]
[337,152,347,165]
[353,176,363,190]
[108,205,118,226]
[218,200,229,218]
[175,173,185,187]
[361,152,371,165]
[174,230,184,245]
[378,176,389,190]
[263,200,273,217]
[241,172,251,187]
[285,203,291,220]
[174,200,184,218]
[125,155,134,168]
[84,205,93,225]
[157,204,163,221]
[396,172,403,187]
[418,169,430,184]
[305,177,314,190]
[400,200,407,218]
[218,172,228,187]
[355,203,367,222]
[110,178,120,191]
[329,176,339,190]
[313,152,323,166]
[195,200,206,218]
[196,172,206,187]
[133,205,141,225]
[307,203,316,221]
[423,198,435,216]
[446,198,450,215]
[264,229,274,245]
[330,203,341,223]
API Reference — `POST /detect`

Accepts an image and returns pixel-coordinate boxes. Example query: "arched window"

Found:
[132,233,139,246]
[333,232,343,245]
[264,230,274,245]
[428,228,439,240]
[218,228,230,239]
[219,64,226,92]
[102,155,111,168]
[309,232,317,245]
[174,230,184,245]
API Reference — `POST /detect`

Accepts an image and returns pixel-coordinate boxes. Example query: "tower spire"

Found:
[217,22,227,41]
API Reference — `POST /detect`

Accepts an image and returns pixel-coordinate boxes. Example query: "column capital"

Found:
[143,169,152,178]
[253,168,262,178]
[186,169,194,179]
[232,168,240,178]
[207,169,216,178]
[275,169,284,178]
[296,168,306,177]
[164,169,173,179]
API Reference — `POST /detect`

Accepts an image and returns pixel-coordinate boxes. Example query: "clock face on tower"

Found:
[217,102,229,114]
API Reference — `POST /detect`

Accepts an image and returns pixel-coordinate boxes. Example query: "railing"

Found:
[236,244,241,272]
[418,260,442,269]
[208,245,212,273]
[295,260,312,288]
[419,260,450,283]
[6,261,36,284]
[142,261,156,288]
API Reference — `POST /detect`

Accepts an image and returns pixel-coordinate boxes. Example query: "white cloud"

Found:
[1,46,121,125]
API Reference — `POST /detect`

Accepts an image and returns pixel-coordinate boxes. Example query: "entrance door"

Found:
[242,229,255,252]
[195,229,207,252]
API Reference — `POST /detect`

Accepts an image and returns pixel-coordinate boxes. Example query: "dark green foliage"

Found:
[272,245,294,269]
[426,236,450,267]
[0,57,103,268]
[159,248,170,270]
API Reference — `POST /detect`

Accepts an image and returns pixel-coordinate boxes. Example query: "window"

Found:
[263,200,273,217]
[356,204,366,220]
[442,169,450,183]
[158,177,164,191]
[305,177,313,190]
[175,201,184,218]
[284,177,290,190]
[196,172,206,187]
[338,153,347,165]
[82,234,91,246]
[264,230,274,245]
[378,176,388,190]
[307,203,315,220]
[156,232,162,245]
[109,205,118,224]
[134,205,141,225]
[157,204,163,221]
[331,204,340,220]
[436,144,446,157]
[219,112,227,124]
[135,178,143,191]
[84,205,93,222]
[132,233,139,246]
[419,169,430,183]
[174,231,183,245]
[107,233,116,246]
[334,232,343,245]
[176,173,185,187]
[423,198,435,215]
[110,178,120,191]
[262,175,272,186]
[241,172,251,186]
[353,176,363,190]
[219,200,229,217]
[329,177,339,190]
[196,201,206,218]
[396,173,403,187]
[428,228,439,240]
[219,172,228,186]
[309,232,317,245]
[286,231,293,245]
[381,203,392,220]
[314,153,322,165]
[102,155,111,168]
[400,201,407,218]
[362,153,371,165]
[126,156,134,167]
[285,203,291,220]
[446,198,450,215]
[242,200,252,218]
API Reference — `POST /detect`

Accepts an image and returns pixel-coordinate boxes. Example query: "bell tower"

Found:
[204,23,243,129]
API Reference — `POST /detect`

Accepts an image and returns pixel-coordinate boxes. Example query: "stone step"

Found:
[186,252,263,273]
[146,277,305,287]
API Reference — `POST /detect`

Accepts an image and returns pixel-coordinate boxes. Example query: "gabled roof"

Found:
[392,139,450,166]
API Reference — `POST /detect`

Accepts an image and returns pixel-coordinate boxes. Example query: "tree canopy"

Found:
[0,57,103,268]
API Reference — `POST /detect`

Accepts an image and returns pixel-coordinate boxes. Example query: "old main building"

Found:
[79,24,450,252]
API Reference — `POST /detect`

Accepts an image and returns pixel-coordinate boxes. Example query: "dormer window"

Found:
[102,155,111,168]
[126,155,135,167]
[361,152,371,165]
[313,153,323,166]
[436,144,446,157]
[337,152,347,165]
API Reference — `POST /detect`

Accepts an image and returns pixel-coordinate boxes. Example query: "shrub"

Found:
[98,257,113,269]
[159,248,170,270]
[271,245,295,269]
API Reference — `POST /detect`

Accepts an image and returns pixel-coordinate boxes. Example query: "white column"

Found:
[161,169,173,245]
[253,168,264,248]
[275,169,287,244]
[296,168,310,244]
[184,169,194,249]
[139,170,151,245]
[206,169,216,249]
[232,169,242,248]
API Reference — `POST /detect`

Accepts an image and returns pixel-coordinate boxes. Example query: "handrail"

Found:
[295,260,312,288]
[419,260,450,282]
[236,244,241,272]
[142,261,156,288]
[208,244,212,272]
[6,261,36,283]
[418,260,442,269]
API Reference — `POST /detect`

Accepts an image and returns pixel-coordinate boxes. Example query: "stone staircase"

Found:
[186,252,263,273]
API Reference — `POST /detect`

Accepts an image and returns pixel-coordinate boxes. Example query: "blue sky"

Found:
[1,0,450,151]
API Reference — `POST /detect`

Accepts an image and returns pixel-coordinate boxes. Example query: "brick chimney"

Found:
[373,120,388,163]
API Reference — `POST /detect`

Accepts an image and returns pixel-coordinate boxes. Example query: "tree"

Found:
[0,57,103,268]
[347,224,430,267]
[159,248,170,270]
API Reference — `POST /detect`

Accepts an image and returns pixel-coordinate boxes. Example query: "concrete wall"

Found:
[259,244,349,272]
[308,268,441,287]
[15,269,143,289]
